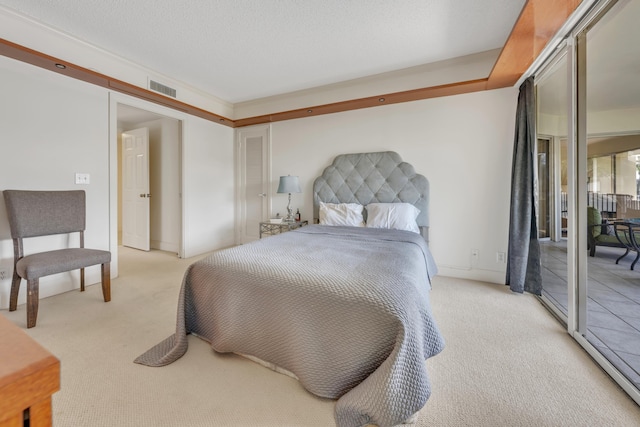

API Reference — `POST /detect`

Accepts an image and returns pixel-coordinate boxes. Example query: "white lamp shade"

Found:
[277,175,302,194]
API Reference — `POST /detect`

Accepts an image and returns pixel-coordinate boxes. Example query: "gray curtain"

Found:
[506,77,542,295]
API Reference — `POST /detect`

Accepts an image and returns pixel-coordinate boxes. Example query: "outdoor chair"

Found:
[587,206,628,257]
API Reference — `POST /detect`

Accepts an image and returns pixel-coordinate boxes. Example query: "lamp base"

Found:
[284,206,295,222]
[284,194,295,222]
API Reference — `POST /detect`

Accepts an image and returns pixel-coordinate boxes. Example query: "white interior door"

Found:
[122,127,150,251]
[237,125,269,244]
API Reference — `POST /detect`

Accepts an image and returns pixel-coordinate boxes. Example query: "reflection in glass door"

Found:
[581,0,640,394]
[537,53,569,320]
[537,138,551,239]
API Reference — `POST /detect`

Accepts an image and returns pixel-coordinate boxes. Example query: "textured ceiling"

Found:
[0,0,526,103]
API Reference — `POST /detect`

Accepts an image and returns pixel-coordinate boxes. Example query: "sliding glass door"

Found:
[536,0,640,402]
[537,52,570,320]
[580,0,640,392]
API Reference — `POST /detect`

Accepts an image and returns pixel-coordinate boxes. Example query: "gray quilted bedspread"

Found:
[135,225,444,427]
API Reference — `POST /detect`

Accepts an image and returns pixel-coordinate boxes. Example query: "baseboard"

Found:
[437,266,504,285]
[150,240,178,253]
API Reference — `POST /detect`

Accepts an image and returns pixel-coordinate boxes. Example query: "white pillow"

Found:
[365,203,420,233]
[319,202,365,227]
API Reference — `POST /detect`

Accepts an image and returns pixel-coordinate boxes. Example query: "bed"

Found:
[135,151,445,427]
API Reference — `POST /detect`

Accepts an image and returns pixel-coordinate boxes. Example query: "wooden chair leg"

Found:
[80,267,85,292]
[101,262,111,302]
[26,278,39,328]
[9,271,21,312]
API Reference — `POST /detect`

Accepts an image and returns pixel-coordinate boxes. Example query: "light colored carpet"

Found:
[2,246,640,427]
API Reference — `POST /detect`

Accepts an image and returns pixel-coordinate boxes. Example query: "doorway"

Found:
[117,103,183,256]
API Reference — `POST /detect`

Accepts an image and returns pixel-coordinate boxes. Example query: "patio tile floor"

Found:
[541,241,640,390]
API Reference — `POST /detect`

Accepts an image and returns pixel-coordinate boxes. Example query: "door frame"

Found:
[108,92,186,277]
[235,124,271,244]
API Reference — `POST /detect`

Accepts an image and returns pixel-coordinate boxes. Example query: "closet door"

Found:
[236,125,270,244]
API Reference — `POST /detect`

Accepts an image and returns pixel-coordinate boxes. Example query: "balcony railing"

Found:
[560,192,640,219]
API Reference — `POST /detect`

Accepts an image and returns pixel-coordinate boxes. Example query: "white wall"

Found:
[0,55,110,308]
[269,87,518,283]
[154,118,182,252]
[181,115,236,258]
[0,55,236,309]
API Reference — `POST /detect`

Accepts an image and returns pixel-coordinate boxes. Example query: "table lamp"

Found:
[277,175,302,222]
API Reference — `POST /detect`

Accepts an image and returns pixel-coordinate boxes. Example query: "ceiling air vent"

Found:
[149,80,177,98]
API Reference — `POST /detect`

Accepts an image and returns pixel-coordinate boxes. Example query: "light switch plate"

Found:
[75,173,90,184]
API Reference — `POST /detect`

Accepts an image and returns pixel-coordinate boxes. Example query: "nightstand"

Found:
[259,220,308,238]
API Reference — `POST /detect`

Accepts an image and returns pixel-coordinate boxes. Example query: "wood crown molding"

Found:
[0,38,234,127]
[1,0,581,128]
[234,78,489,127]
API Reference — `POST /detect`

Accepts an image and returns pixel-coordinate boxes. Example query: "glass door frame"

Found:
[535,46,571,326]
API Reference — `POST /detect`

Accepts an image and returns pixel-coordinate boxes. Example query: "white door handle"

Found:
[258,193,266,197]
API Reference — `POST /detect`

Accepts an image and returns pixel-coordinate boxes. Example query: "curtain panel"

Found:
[506,77,542,295]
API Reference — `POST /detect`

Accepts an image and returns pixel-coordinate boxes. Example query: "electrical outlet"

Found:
[75,173,91,185]
[496,252,506,263]
[471,249,479,266]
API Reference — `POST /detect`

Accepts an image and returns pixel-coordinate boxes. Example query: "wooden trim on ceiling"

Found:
[487,0,582,89]
[234,79,489,127]
[1,0,580,128]
[0,38,234,127]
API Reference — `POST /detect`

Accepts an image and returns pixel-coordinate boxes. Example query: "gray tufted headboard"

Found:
[313,151,430,241]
